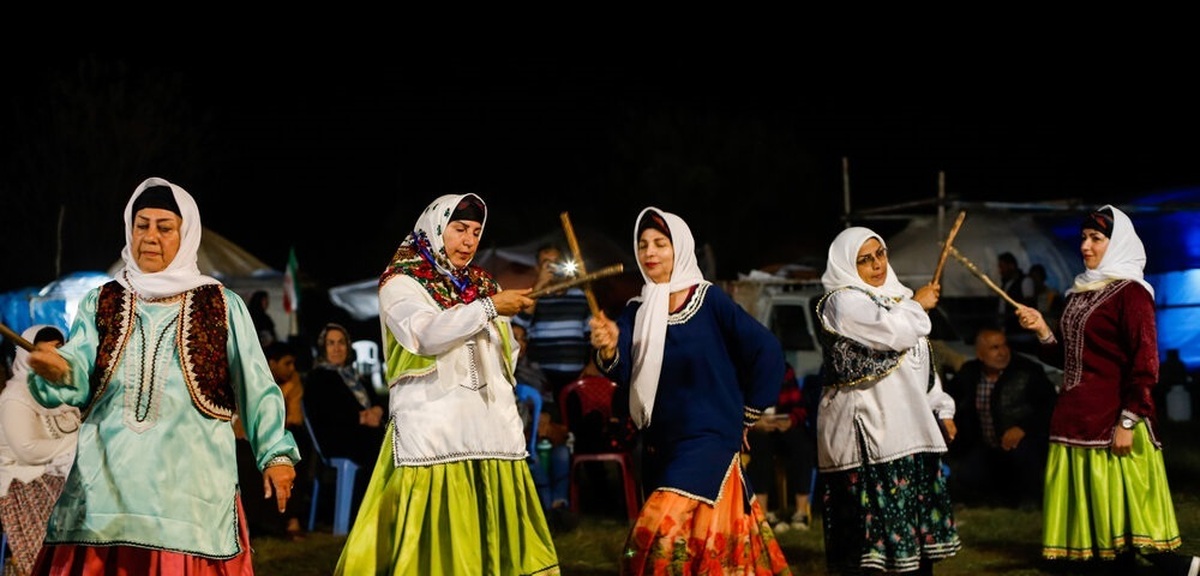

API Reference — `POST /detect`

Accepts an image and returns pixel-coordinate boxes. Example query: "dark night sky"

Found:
[7,39,1200,298]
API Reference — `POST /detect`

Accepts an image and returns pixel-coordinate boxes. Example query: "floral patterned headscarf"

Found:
[379,193,500,309]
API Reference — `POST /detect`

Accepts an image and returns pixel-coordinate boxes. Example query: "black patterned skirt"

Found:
[821,452,960,574]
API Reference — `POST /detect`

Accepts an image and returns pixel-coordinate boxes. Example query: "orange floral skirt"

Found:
[621,456,792,575]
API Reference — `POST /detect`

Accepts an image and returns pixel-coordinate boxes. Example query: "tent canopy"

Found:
[884,209,1080,299]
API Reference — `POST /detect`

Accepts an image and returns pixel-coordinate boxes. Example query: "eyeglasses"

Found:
[855,247,888,267]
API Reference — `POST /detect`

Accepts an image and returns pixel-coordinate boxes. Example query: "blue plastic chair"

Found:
[302,407,360,536]
[515,383,543,461]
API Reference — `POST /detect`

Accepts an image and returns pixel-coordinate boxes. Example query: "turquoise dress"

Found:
[29,286,299,559]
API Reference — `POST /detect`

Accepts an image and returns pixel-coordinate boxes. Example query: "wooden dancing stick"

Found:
[528,264,625,299]
[559,211,602,317]
[0,321,34,352]
[948,246,1021,308]
[932,210,967,285]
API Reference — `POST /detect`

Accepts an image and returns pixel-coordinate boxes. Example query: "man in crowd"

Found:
[946,327,1057,509]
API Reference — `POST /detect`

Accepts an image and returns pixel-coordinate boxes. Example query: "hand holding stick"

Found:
[0,321,34,352]
[948,246,1021,307]
[932,211,967,285]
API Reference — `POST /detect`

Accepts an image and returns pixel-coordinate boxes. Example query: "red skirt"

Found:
[30,496,255,576]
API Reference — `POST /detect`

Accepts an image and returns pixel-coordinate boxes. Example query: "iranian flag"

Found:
[283,247,300,314]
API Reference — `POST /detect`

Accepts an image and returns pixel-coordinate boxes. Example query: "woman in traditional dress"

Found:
[1016,206,1200,575]
[25,177,299,575]
[588,206,792,574]
[334,193,558,575]
[0,325,78,576]
[816,226,960,575]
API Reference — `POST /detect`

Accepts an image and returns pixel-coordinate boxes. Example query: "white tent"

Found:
[884,209,1079,299]
[103,227,288,333]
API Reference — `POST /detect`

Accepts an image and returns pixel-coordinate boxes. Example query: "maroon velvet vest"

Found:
[88,281,237,421]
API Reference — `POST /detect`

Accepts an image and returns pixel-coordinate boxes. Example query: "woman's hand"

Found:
[28,342,70,383]
[941,418,957,443]
[913,282,940,310]
[263,463,297,513]
[489,288,534,317]
[588,311,619,361]
[1015,304,1051,341]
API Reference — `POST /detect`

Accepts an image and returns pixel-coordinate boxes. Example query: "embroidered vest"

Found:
[90,281,237,421]
[815,287,935,390]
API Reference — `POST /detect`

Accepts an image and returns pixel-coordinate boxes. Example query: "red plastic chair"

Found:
[558,376,641,522]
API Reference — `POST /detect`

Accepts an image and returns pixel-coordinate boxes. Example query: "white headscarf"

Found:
[1,325,80,426]
[821,226,914,300]
[114,177,220,300]
[629,207,706,428]
[1068,204,1154,298]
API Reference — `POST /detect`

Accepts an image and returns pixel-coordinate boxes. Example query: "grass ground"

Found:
[249,419,1200,575]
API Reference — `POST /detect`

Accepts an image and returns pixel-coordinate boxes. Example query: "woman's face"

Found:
[443,219,483,269]
[637,228,674,284]
[855,238,889,287]
[1081,229,1109,270]
[132,208,182,273]
[324,329,350,366]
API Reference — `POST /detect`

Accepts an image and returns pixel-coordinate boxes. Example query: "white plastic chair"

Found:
[351,340,383,392]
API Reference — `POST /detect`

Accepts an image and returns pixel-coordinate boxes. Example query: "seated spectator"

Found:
[0,325,79,576]
[946,327,1057,508]
[746,362,815,532]
[513,243,593,397]
[513,324,577,532]
[302,323,385,520]
[235,341,310,540]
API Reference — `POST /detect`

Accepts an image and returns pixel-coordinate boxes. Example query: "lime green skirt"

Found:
[1042,422,1181,561]
[335,422,560,575]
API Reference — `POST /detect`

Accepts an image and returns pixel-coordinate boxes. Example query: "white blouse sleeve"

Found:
[380,275,493,356]
[925,368,956,419]
[0,397,72,465]
[822,290,932,352]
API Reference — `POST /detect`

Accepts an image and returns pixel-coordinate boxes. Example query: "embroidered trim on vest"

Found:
[90,282,135,421]
[179,285,236,420]
[1059,280,1128,393]
[815,287,907,388]
[94,282,236,421]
